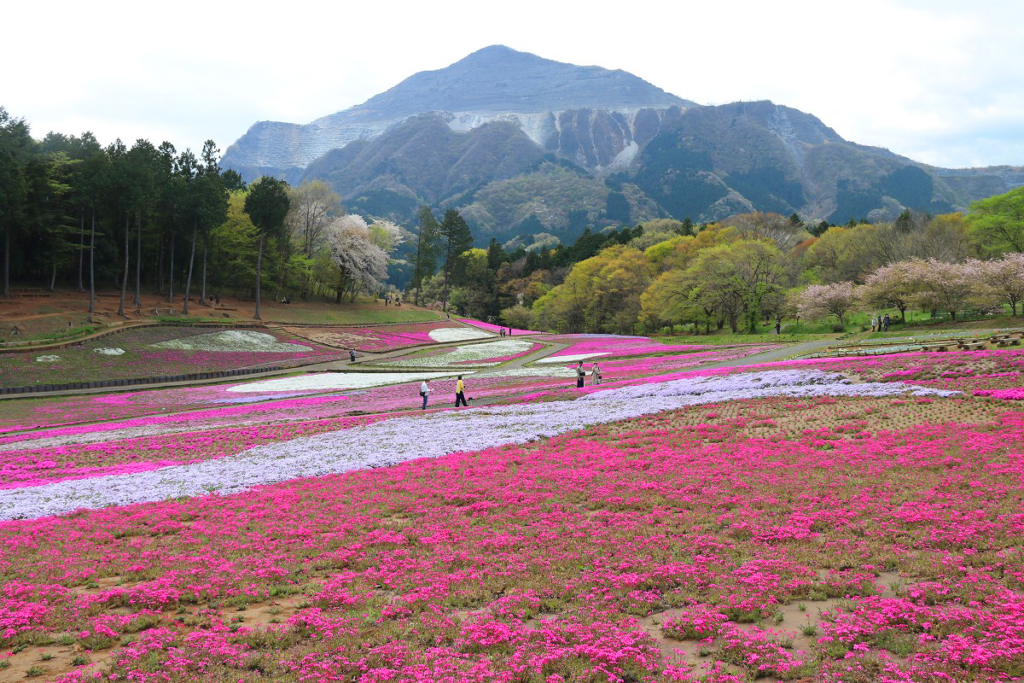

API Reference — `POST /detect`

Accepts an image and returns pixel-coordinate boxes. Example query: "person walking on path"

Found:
[420,379,431,410]
[870,315,878,333]
[576,361,586,389]
[883,314,890,332]
[499,327,505,337]
[591,362,602,386]
[455,375,468,407]
[349,349,356,362]
[774,317,781,335]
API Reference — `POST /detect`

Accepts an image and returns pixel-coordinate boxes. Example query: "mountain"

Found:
[221,45,691,181]
[222,46,1024,242]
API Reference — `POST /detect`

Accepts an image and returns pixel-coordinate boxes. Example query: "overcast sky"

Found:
[3,0,1021,169]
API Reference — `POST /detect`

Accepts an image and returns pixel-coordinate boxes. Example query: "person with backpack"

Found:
[420,379,430,410]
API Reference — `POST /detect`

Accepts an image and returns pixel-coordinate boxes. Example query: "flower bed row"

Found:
[0,370,956,519]
[293,322,485,352]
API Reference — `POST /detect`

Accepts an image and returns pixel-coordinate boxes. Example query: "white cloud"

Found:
[2,0,1021,168]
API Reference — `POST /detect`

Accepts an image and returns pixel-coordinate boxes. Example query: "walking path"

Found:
[694,338,839,369]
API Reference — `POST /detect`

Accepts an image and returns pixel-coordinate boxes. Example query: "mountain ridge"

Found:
[221,46,1023,238]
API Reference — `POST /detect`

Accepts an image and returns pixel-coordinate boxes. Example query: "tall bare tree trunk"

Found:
[157,232,164,295]
[201,233,208,306]
[49,254,57,292]
[167,232,175,303]
[77,209,85,292]
[183,223,197,316]
[89,209,96,318]
[118,213,129,318]
[2,226,9,298]
[254,233,264,320]
[134,209,142,310]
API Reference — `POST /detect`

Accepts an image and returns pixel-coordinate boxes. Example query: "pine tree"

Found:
[410,206,440,306]
[438,209,473,311]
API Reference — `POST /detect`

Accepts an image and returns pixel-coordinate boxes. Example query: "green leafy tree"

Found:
[221,168,246,192]
[244,176,290,320]
[0,108,33,297]
[209,190,257,298]
[967,187,1024,254]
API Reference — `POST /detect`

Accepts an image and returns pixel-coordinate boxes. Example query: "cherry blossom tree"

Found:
[979,252,1024,317]
[796,282,859,326]
[861,260,920,323]
[325,214,388,302]
[910,259,980,321]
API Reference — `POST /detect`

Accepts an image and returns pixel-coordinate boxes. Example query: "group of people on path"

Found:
[576,360,601,388]
[417,361,602,410]
[870,314,891,333]
[419,375,468,410]
[498,327,513,337]
[383,294,401,307]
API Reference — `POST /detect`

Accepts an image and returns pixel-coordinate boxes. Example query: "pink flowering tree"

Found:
[980,253,1024,317]
[910,258,983,321]
[796,281,859,327]
[861,260,919,323]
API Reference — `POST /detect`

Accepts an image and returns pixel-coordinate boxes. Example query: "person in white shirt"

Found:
[420,380,430,410]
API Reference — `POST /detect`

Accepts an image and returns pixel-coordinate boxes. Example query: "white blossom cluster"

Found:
[152,330,310,353]
[0,370,957,521]
[228,371,467,394]
[535,352,610,364]
[381,340,533,368]
[428,328,492,343]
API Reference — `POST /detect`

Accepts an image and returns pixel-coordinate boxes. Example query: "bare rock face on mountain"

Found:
[222,46,1023,239]
[222,45,690,178]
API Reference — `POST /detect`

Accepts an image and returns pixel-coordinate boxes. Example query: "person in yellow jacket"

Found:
[455,375,468,407]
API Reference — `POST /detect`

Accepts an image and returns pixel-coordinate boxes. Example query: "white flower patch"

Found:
[383,340,533,369]
[227,371,468,393]
[151,330,311,353]
[428,327,492,343]
[34,355,60,363]
[535,352,610,364]
[0,370,959,521]
[94,348,125,356]
[480,367,578,379]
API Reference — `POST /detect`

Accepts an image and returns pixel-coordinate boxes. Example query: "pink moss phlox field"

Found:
[545,335,715,358]
[0,334,773,435]
[458,318,545,336]
[1,371,1022,680]
[0,414,387,489]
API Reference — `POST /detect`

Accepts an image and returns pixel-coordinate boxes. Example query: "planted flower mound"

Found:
[0,326,343,388]
[379,339,540,368]
[291,322,466,352]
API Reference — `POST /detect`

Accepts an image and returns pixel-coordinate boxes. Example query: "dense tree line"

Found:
[0,109,406,318]
[409,190,1024,334]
